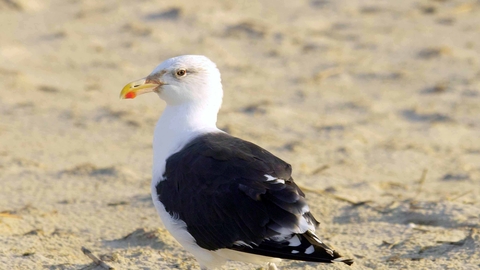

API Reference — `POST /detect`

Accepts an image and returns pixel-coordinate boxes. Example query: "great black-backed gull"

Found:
[120,55,353,269]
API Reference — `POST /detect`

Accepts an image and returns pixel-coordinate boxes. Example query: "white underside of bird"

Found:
[120,55,353,269]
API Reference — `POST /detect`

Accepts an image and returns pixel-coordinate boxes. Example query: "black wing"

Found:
[156,132,352,265]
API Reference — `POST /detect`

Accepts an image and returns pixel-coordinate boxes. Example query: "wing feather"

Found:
[156,132,352,265]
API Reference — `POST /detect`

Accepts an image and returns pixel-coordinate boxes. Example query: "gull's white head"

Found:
[120,55,223,108]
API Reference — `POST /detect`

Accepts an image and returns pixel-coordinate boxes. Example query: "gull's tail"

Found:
[230,230,354,266]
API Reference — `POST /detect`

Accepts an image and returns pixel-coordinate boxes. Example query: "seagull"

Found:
[120,55,353,269]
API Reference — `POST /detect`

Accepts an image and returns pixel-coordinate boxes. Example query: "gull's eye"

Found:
[176,69,187,77]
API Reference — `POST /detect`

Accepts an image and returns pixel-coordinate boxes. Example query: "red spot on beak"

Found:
[125,92,136,99]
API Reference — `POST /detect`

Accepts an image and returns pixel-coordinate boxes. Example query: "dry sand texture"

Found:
[1,0,480,269]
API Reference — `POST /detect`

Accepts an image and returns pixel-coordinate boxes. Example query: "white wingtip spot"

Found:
[288,235,301,247]
[305,245,315,254]
[264,174,285,184]
[291,250,299,254]
[264,174,276,181]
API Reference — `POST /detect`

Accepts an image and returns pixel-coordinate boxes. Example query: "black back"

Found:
[156,132,352,265]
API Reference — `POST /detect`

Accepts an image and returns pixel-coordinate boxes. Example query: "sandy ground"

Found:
[1,0,480,269]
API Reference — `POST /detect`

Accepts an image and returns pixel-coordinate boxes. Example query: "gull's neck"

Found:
[152,101,220,183]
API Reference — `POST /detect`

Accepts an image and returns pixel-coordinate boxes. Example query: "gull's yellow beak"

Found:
[120,77,161,99]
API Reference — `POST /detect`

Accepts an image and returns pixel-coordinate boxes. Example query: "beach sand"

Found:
[1,0,479,269]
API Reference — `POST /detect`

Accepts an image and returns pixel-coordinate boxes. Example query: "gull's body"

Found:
[120,55,353,269]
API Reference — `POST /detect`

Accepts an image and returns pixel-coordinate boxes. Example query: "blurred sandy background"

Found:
[1,0,479,269]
